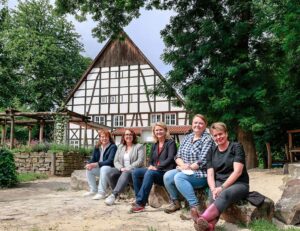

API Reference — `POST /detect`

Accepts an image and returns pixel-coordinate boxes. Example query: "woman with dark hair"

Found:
[103,129,145,205]
[192,122,249,231]
[83,129,117,200]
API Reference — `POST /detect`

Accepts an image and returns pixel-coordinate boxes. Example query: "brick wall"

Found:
[14,151,88,176]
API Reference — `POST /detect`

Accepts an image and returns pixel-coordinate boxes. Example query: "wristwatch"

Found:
[221,185,225,190]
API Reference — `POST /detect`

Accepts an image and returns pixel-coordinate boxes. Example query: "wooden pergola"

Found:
[0,108,108,149]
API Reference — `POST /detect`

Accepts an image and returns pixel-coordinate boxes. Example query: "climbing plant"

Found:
[53,114,69,144]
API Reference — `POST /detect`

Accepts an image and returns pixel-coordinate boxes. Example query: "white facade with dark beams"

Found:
[65,32,191,147]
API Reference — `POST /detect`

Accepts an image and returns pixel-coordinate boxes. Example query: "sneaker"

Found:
[130,204,145,213]
[92,193,106,200]
[83,191,96,197]
[105,194,116,206]
[164,200,182,214]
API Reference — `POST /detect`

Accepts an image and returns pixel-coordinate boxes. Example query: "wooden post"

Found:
[10,116,14,149]
[28,126,32,146]
[39,120,44,143]
[266,142,272,169]
[84,122,88,148]
[1,124,5,145]
[51,152,56,176]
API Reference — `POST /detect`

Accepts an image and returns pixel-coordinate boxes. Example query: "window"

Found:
[101,96,107,103]
[151,114,161,124]
[165,113,176,125]
[70,140,79,148]
[110,95,117,103]
[94,116,105,125]
[114,115,124,127]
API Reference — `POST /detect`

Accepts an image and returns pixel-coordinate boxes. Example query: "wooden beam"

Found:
[10,116,14,149]
[266,142,272,169]
[28,126,32,146]
[1,124,5,145]
[39,121,44,143]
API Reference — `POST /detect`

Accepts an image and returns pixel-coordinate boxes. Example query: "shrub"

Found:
[0,148,18,188]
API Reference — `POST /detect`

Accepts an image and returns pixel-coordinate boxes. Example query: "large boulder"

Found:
[275,179,300,225]
[221,197,275,225]
[70,170,91,191]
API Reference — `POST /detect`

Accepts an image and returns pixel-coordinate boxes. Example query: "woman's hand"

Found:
[212,186,223,200]
[85,163,97,171]
[148,165,158,171]
[121,167,128,172]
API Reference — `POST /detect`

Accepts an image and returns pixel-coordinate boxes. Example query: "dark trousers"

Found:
[132,168,165,206]
[210,181,249,212]
[107,168,133,196]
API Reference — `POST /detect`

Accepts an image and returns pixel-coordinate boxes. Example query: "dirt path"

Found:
[0,168,284,231]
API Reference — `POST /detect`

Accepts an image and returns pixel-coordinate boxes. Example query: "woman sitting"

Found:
[130,122,177,213]
[192,122,249,231]
[163,114,214,213]
[104,129,145,205]
[83,129,117,200]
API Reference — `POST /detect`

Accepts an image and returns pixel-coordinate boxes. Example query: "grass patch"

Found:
[17,172,48,182]
[248,219,299,231]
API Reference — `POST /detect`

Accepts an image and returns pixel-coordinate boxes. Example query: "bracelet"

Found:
[221,185,225,190]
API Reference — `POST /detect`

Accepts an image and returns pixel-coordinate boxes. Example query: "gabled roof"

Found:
[65,31,185,105]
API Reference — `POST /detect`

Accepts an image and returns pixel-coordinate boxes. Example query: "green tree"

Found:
[2,0,92,111]
[0,3,21,108]
[55,0,300,168]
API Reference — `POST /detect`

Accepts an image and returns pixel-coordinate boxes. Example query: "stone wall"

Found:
[14,151,87,176]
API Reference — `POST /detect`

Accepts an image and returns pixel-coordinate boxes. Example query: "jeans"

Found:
[106,167,133,196]
[132,168,165,206]
[86,165,112,194]
[163,169,207,207]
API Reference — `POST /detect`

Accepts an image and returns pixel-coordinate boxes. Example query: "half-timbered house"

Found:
[65,32,191,147]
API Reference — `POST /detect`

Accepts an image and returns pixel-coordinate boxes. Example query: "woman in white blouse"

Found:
[103,129,144,205]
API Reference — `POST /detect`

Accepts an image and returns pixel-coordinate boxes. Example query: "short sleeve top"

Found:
[207,142,249,184]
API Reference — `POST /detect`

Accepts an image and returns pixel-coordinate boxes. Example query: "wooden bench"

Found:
[286,129,300,162]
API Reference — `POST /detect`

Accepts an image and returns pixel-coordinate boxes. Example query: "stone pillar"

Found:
[51,152,56,176]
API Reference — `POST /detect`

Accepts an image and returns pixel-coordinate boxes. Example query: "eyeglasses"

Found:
[125,134,133,136]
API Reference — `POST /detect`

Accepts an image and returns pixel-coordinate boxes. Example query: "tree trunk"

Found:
[237,126,257,169]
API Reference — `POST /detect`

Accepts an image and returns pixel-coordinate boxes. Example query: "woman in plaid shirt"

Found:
[163,114,214,213]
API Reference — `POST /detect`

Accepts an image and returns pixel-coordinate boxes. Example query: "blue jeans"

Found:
[86,165,112,194]
[132,168,165,206]
[163,169,207,207]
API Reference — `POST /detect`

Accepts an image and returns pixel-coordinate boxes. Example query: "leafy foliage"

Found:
[0,148,18,188]
[1,0,92,111]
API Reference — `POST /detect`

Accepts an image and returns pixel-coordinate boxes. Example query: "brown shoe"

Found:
[164,200,182,214]
[190,206,200,223]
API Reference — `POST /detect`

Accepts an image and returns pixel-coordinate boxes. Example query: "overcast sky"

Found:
[6,0,174,75]
[73,9,174,75]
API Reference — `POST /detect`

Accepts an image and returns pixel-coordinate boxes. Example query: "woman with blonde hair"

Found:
[130,122,177,213]
[83,129,117,200]
[192,122,249,231]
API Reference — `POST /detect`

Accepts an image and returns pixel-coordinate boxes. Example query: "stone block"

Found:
[70,170,91,191]
[221,197,274,225]
[148,184,170,208]
[275,179,300,225]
